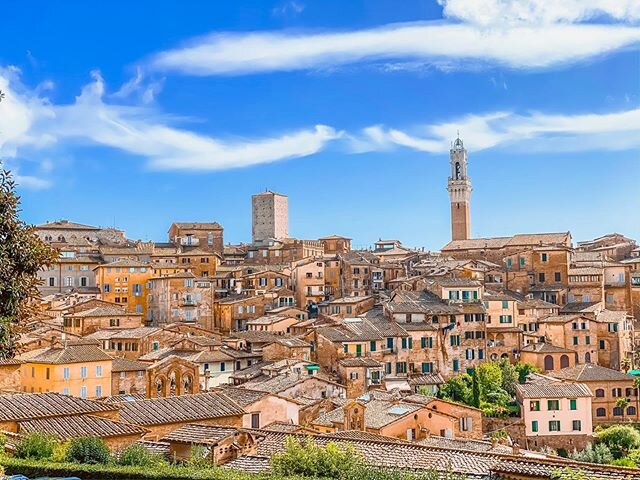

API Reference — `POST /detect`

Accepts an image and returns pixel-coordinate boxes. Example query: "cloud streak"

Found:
[350,109,640,154]
[148,20,640,76]
[0,70,339,173]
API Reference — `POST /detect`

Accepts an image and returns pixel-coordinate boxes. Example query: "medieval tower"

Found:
[447,136,472,241]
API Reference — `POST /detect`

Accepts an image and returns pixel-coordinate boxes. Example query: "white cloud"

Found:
[272,0,305,17]
[350,109,640,154]
[0,70,340,172]
[14,173,51,190]
[148,20,640,75]
[438,0,640,26]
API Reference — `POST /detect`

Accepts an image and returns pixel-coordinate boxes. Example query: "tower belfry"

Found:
[447,135,472,241]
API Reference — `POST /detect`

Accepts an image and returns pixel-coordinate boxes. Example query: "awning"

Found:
[305,365,320,371]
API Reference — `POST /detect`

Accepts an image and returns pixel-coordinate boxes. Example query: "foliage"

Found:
[0,169,58,358]
[118,443,168,468]
[626,447,640,465]
[479,401,510,418]
[185,444,211,468]
[550,467,588,480]
[495,358,518,396]
[271,436,361,478]
[438,373,473,405]
[514,362,540,384]
[610,457,636,467]
[15,432,58,460]
[65,436,110,464]
[489,430,507,441]
[569,443,613,465]
[594,424,640,459]
[51,440,70,463]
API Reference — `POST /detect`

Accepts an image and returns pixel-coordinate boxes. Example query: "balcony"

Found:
[181,299,197,306]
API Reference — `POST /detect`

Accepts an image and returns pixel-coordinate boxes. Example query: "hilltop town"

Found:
[2,138,640,479]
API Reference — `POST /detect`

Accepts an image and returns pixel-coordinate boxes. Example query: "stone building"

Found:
[168,222,224,255]
[94,259,153,315]
[252,191,288,243]
[447,137,472,241]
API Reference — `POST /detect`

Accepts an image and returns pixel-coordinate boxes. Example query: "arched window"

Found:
[585,352,591,363]
[560,355,570,369]
[596,408,606,417]
[595,389,605,398]
[57,235,65,242]
[544,355,554,371]
[613,407,623,416]
[627,406,637,416]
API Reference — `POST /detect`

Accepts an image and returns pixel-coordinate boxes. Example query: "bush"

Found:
[51,440,70,463]
[569,443,613,464]
[594,424,640,458]
[185,444,210,468]
[15,432,58,460]
[118,443,167,467]
[65,437,110,464]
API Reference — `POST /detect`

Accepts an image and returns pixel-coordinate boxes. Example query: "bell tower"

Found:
[447,135,472,241]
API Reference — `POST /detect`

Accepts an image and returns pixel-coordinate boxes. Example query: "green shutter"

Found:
[421,337,426,348]
[532,421,538,433]
[570,399,577,410]
[401,338,407,349]
[370,340,376,352]
[408,337,413,349]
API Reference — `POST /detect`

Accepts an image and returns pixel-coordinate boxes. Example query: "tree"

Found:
[0,169,57,358]
[616,397,629,422]
[514,362,540,384]
[65,437,110,464]
[595,425,640,459]
[438,373,473,405]
[569,443,613,464]
[475,362,506,404]
[496,358,518,395]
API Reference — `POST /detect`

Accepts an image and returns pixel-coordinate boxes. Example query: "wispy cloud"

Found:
[0,69,340,172]
[349,108,640,154]
[147,18,640,76]
[272,0,305,17]
[438,0,640,26]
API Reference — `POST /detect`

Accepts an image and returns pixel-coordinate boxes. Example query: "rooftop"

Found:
[549,363,636,383]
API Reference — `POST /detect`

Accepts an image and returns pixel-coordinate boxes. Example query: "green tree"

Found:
[616,397,629,423]
[438,373,473,405]
[569,443,613,464]
[595,424,640,459]
[117,442,168,467]
[496,358,518,395]
[514,362,540,384]
[0,168,57,358]
[65,437,110,464]
[15,432,58,460]
[475,362,507,404]
[471,371,480,408]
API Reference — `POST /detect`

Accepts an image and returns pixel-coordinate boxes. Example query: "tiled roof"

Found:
[321,430,409,444]
[408,373,445,385]
[188,350,235,363]
[222,455,271,473]
[244,373,341,394]
[516,382,592,399]
[37,220,100,230]
[313,400,422,429]
[19,414,147,440]
[96,259,151,268]
[559,301,602,313]
[549,363,635,382]
[19,344,113,364]
[520,343,575,354]
[442,232,571,251]
[0,392,115,421]
[118,392,245,426]
[112,358,149,372]
[161,424,239,445]
[216,387,269,407]
[492,458,638,480]
[339,358,382,368]
[170,222,222,229]
[67,306,137,317]
[96,327,161,340]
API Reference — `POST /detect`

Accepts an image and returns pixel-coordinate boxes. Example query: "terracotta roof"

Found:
[520,343,575,354]
[339,358,382,368]
[19,344,113,364]
[95,259,151,268]
[118,392,245,426]
[19,414,147,440]
[222,455,271,473]
[216,387,269,407]
[409,373,445,385]
[0,392,115,421]
[162,424,240,445]
[68,306,141,318]
[442,232,571,252]
[171,222,222,230]
[516,382,593,399]
[37,220,100,230]
[559,301,602,313]
[112,358,149,372]
[549,363,635,382]
[313,400,422,429]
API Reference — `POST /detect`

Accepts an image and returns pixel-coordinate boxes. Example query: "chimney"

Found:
[512,442,520,455]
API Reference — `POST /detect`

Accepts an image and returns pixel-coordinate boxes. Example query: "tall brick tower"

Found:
[252,191,289,243]
[447,136,472,241]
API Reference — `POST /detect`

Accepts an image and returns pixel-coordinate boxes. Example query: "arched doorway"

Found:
[560,355,570,368]
[544,355,554,371]
[585,352,591,363]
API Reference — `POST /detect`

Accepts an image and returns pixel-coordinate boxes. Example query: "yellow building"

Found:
[94,259,152,315]
[19,342,113,399]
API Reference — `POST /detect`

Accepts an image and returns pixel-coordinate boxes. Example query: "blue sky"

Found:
[1,0,639,250]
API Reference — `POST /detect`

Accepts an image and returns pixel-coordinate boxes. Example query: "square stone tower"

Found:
[252,191,289,243]
[447,137,472,241]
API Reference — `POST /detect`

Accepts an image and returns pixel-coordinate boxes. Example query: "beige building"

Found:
[252,191,288,243]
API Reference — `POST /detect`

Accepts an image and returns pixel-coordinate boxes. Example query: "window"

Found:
[369,340,377,352]
[350,372,359,380]
[395,362,407,374]
[96,385,102,397]
[460,417,473,432]
[499,315,513,323]
[421,362,433,374]
[507,258,512,268]
[541,253,548,262]
[386,337,394,350]
[573,336,578,345]
[343,344,348,353]
[48,277,55,287]
[572,420,581,431]
[220,362,226,372]
[80,386,87,399]
[62,388,69,395]
[450,335,461,347]
[453,359,459,372]
[356,344,362,357]
[586,336,590,345]
[402,338,407,349]
[570,399,577,410]
[531,420,538,433]
[421,337,433,348]
[554,272,561,282]
[530,401,540,411]
[465,349,475,360]
[110,318,119,327]
[612,388,622,397]
[599,340,605,350]
[548,420,560,432]
[538,273,545,283]
[628,406,637,416]
[96,365,102,377]
[547,400,559,411]
[613,407,623,416]
[502,300,509,309]
[251,413,260,429]
[519,257,526,266]
[45,367,50,380]
[80,366,87,379]
[596,408,606,417]
[63,367,70,380]
[184,279,193,288]
[119,372,126,379]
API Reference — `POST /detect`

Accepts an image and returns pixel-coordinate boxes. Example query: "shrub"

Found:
[65,437,110,464]
[569,443,613,464]
[118,443,167,467]
[594,424,640,458]
[15,432,58,460]
[51,440,70,463]
[185,444,210,468]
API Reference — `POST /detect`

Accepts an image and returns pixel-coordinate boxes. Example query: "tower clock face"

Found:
[455,162,461,179]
